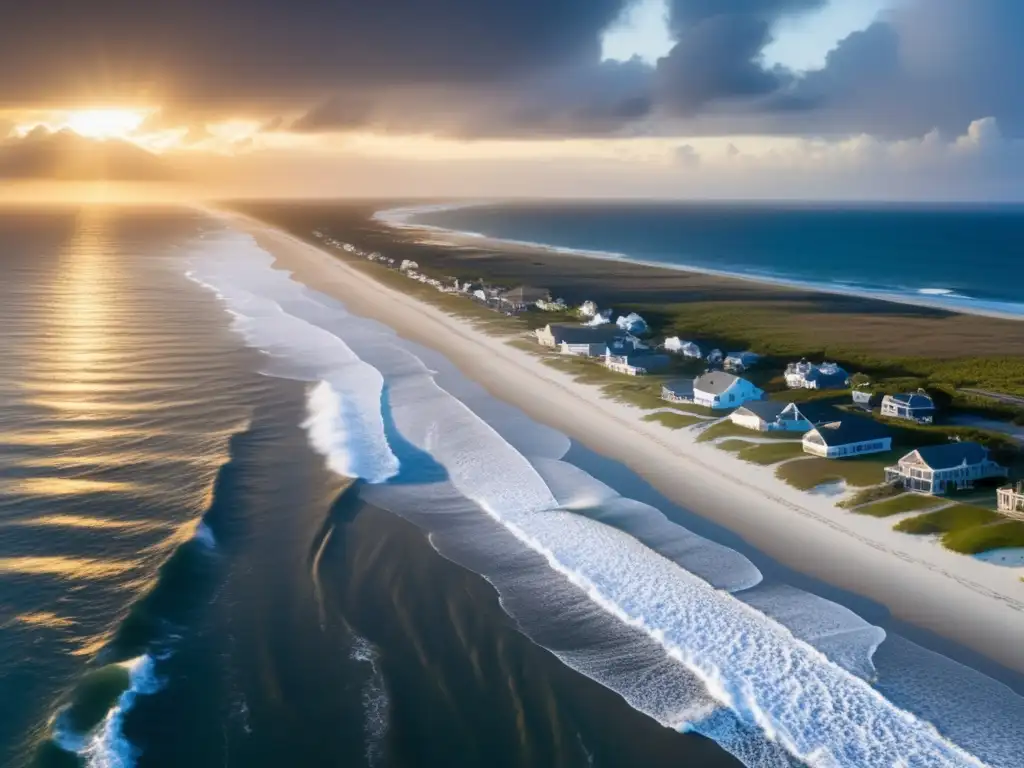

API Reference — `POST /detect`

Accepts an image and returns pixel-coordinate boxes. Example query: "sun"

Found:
[64,108,148,139]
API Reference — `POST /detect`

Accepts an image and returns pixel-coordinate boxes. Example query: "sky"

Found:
[1,0,1023,201]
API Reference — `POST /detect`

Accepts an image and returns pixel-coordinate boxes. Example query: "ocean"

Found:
[391,202,1024,318]
[3,204,1024,768]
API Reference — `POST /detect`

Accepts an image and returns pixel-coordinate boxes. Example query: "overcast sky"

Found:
[2,0,1023,200]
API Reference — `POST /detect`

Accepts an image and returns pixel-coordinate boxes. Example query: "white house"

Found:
[884,442,1008,495]
[729,401,817,433]
[535,323,624,357]
[616,312,648,334]
[578,300,599,318]
[881,390,936,424]
[724,351,760,373]
[785,360,849,390]
[604,350,670,376]
[802,419,892,458]
[664,337,702,358]
[998,483,1024,520]
[692,372,764,410]
[399,259,419,272]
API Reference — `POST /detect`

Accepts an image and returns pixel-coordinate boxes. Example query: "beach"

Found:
[229,210,1024,676]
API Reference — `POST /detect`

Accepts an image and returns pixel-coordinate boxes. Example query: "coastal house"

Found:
[693,372,764,410]
[536,323,624,357]
[661,379,695,404]
[604,350,670,376]
[852,385,880,410]
[785,359,849,390]
[706,349,724,366]
[802,418,892,458]
[729,401,818,433]
[881,390,936,424]
[997,483,1024,520]
[664,337,702,358]
[500,285,549,310]
[724,351,760,373]
[578,300,599,318]
[616,312,648,335]
[884,442,1008,495]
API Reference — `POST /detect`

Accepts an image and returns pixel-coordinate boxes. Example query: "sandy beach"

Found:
[226,211,1024,675]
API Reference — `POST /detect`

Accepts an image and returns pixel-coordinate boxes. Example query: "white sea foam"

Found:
[192,521,217,550]
[79,655,163,768]
[182,222,1023,768]
[350,634,389,766]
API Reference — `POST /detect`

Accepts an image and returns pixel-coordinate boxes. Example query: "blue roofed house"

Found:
[604,349,670,376]
[661,378,695,404]
[729,401,819,433]
[535,323,624,357]
[724,351,760,373]
[884,442,1008,495]
[881,390,936,424]
[785,360,849,390]
[802,418,892,458]
[693,372,764,410]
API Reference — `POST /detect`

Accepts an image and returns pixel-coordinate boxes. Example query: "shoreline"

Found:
[375,201,1024,322]
[221,209,1024,678]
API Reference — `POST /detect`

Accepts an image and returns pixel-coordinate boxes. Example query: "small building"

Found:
[535,324,624,357]
[881,390,936,424]
[724,351,760,373]
[693,372,764,410]
[662,378,695,404]
[664,337,702,359]
[730,401,816,433]
[852,385,879,410]
[616,312,648,335]
[604,350,670,377]
[706,349,724,366]
[802,418,892,458]
[997,483,1024,520]
[500,285,549,310]
[785,360,849,390]
[884,442,1008,495]
[578,300,599,318]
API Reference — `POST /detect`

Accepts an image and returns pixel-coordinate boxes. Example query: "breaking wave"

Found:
[184,222,1024,767]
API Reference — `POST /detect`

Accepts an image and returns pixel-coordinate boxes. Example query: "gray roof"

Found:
[913,442,990,470]
[548,324,624,344]
[662,378,694,395]
[613,351,670,369]
[888,392,935,410]
[735,400,788,421]
[694,371,741,395]
[809,417,889,447]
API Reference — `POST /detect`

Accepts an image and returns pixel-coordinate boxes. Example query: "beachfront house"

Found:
[785,360,849,390]
[729,401,817,433]
[536,323,624,357]
[852,385,880,410]
[662,379,695,404]
[604,350,670,377]
[500,285,549,310]
[802,418,892,458]
[664,337,702,359]
[884,442,1008,495]
[881,390,936,424]
[724,351,760,373]
[693,372,764,410]
[997,483,1024,520]
[616,312,649,335]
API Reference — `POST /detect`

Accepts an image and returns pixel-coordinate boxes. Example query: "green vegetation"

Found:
[642,411,704,429]
[775,450,904,490]
[893,503,1024,554]
[734,441,808,466]
[893,504,1001,535]
[855,493,944,518]
[716,439,750,453]
[837,483,902,509]
[697,420,799,443]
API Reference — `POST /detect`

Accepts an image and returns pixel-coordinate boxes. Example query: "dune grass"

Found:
[642,411,704,429]
[696,420,798,443]
[855,493,944,518]
[942,520,1024,554]
[893,503,1024,554]
[837,483,902,509]
[775,450,903,490]
[735,441,808,466]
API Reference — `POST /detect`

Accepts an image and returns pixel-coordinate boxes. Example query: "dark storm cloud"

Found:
[0,0,626,105]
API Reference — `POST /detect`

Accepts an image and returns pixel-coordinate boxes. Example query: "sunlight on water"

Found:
[0,478,146,497]
[0,515,168,532]
[0,556,142,580]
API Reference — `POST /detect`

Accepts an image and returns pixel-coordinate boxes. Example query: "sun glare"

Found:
[63,108,148,139]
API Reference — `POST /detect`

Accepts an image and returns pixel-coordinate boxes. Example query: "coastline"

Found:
[222,209,1024,676]
[376,202,1024,321]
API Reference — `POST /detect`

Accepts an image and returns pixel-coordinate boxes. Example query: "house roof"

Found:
[887,392,935,409]
[502,285,549,304]
[547,324,623,344]
[662,378,694,396]
[735,400,788,421]
[808,417,889,447]
[694,371,741,395]
[911,442,990,470]
[613,351,670,368]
